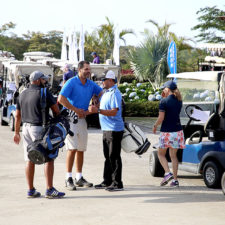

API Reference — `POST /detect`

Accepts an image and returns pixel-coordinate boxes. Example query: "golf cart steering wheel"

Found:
[185,104,203,121]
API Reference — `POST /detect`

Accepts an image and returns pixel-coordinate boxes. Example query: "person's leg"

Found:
[103,131,113,185]
[66,150,76,173]
[44,160,54,189]
[75,151,83,173]
[25,161,35,190]
[169,148,179,180]
[158,148,170,173]
[110,131,123,185]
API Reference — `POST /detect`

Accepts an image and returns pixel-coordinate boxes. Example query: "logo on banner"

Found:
[167,41,177,74]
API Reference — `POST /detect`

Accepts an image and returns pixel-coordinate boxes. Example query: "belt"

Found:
[24,122,42,126]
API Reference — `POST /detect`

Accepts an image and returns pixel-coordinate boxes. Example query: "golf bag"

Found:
[121,122,150,155]
[27,109,74,164]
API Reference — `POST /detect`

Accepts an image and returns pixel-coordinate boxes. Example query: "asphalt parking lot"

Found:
[0,123,225,225]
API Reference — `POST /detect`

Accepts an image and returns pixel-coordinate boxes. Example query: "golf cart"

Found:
[0,62,53,131]
[149,71,225,188]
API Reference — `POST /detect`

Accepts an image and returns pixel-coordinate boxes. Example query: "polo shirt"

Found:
[159,94,183,132]
[99,85,124,131]
[16,85,56,124]
[63,69,74,81]
[59,76,102,110]
[93,56,100,64]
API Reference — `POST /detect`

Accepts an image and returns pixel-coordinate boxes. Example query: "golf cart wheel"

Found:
[221,172,225,195]
[203,161,222,188]
[0,111,7,126]
[9,115,15,131]
[149,150,164,177]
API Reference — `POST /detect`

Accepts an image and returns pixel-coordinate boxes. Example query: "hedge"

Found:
[120,74,136,83]
[124,101,159,117]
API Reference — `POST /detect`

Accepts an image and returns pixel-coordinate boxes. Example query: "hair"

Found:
[171,88,182,101]
[78,61,90,70]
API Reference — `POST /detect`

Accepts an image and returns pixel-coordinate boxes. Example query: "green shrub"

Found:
[124,101,159,117]
[120,74,136,83]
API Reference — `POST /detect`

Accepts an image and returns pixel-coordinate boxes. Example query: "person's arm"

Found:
[13,109,21,144]
[89,105,118,116]
[152,111,165,134]
[58,94,85,118]
[50,103,60,117]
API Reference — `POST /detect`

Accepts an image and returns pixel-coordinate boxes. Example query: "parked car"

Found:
[0,62,54,131]
[149,71,225,188]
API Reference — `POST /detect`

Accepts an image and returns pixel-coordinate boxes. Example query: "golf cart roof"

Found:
[7,64,53,87]
[167,71,223,81]
[23,51,53,57]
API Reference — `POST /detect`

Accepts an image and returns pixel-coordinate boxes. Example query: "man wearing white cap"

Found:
[89,70,124,191]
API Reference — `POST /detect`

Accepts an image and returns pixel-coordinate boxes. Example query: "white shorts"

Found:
[65,118,88,152]
[22,123,43,161]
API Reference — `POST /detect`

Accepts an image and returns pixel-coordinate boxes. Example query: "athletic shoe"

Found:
[27,188,41,198]
[94,182,110,189]
[65,177,76,191]
[160,172,174,186]
[170,180,179,187]
[105,182,124,192]
[75,177,93,187]
[45,187,65,199]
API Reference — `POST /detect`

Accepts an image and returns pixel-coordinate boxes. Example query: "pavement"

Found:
[0,123,225,225]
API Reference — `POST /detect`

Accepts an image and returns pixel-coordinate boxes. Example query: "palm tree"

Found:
[95,17,134,62]
[129,33,169,90]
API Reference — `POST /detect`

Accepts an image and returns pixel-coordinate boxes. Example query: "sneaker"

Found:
[27,188,41,198]
[75,177,93,187]
[170,180,179,187]
[105,182,124,192]
[45,187,65,199]
[65,177,76,191]
[94,182,110,189]
[160,172,174,186]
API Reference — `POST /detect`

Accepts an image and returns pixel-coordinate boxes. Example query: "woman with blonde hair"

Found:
[153,80,185,187]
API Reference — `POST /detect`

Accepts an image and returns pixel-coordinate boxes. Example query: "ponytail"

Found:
[172,88,182,101]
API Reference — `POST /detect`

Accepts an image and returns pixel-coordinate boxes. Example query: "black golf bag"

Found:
[27,109,74,164]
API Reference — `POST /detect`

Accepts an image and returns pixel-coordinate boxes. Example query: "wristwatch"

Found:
[98,108,101,113]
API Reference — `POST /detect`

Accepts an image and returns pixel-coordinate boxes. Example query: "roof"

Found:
[167,71,223,81]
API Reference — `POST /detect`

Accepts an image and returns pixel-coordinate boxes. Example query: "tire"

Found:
[0,111,7,126]
[149,150,164,177]
[221,172,225,195]
[203,161,222,188]
[9,115,15,131]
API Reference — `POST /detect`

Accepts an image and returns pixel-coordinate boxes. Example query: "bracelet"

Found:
[98,108,101,113]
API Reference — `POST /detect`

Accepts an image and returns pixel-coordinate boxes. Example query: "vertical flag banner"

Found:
[167,41,177,74]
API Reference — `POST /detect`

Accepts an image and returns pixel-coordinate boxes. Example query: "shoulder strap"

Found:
[40,88,47,126]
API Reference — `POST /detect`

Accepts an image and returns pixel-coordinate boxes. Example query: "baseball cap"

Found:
[91,52,97,56]
[29,71,49,82]
[102,70,116,82]
[160,80,177,90]
[61,64,70,70]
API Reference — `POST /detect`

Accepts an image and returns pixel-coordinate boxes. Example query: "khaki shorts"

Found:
[22,123,43,161]
[65,118,88,152]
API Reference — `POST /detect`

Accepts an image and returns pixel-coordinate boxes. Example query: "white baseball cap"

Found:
[102,70,116,81]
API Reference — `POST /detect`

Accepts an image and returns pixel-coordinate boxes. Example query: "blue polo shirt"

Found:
[59,76,102,110]
[99,85,124,131]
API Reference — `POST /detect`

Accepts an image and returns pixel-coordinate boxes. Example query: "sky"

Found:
[0,0,224,47]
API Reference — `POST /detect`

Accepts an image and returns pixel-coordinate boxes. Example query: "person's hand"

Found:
[152,125,157,134]
[14,133,20,145]
[75,108,85,118]
[88,105,98,113]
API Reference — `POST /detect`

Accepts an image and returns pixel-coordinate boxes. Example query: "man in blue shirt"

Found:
[91,52,100,64]
[89,70,124,191]
[58,61,103,190]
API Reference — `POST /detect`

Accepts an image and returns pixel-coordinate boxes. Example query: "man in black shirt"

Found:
[13,71,65,198]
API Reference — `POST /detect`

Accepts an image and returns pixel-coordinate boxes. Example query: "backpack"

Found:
[121,122,150,155]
